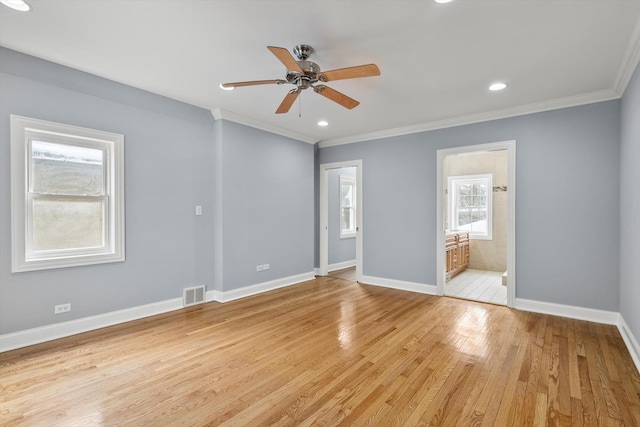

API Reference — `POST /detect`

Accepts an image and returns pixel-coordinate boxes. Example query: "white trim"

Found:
[436,140,516,308]
[317,89,618,148]
[319,160,363,281]
[618,315,640,374]
[0,297,184,353]
[211,108,318,144]
[328,259,356,272]
[515,298,619,325]
[359,275,438,295]
[614,14,640,96]
[207,271,316,303]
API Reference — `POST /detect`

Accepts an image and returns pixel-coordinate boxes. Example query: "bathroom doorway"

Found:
[436,141,516,307]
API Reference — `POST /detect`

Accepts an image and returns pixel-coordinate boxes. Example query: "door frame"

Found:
[319,160,363,280]
[436,140,516,307]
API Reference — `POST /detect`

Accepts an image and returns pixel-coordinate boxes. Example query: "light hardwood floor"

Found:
[1,277,639,426]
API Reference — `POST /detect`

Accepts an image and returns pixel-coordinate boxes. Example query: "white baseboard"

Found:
[514,298,619,324]
[514,298,639,374]
[328,260,356,272]
[0,272,315,353]
[359,275,438,295]
[207,271,316,303]
[0,297,184,353]
[618,315,640,374]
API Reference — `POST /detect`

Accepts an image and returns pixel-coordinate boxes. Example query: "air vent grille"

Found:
[183,285,205,307]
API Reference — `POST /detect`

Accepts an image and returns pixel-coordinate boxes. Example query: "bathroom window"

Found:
[339,175,356,238]
[448,174,492,240]
[10,115,125,272]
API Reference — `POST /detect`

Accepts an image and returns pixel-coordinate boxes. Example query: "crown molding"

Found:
[614,14,640,96]
[317,89,620,149]
[211,108,318,144]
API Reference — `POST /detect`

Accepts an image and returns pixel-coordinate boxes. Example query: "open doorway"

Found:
[319,160,363,281]
[436,141,516,307]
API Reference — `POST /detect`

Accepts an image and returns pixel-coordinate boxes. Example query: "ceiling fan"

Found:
[220,44,381,114]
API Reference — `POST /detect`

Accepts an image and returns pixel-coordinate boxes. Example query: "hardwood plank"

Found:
[1,277,639,426]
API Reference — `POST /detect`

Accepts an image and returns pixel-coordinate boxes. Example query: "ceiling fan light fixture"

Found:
[433,0,453,4]
[489,82,507,91]
[219,83,234,91]
[0,0,30,11]
[317,120,329,127]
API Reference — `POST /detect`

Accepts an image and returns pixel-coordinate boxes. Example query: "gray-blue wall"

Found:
[217,120,314,290]
[0,48,215,334]
[0,48,315,335]
[317,101,621,311]
[328,167,356,266]
[620,62,640,342]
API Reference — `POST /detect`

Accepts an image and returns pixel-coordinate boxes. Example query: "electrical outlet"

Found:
[256,264,270,272]
[54,303,71,314]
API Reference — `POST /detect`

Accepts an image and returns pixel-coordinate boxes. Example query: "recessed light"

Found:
[0,0,30,11]
[434,0,453,3]
[317,120,329,127]
[489,82,507,91]
[219,83,234,91]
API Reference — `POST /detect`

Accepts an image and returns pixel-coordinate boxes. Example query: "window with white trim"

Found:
[10,115,125,272]
[448,174,492,240]
[339,175,356,238]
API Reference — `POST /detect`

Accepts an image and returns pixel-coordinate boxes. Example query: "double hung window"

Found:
[11,115,125,272]
[448,174,492,240]
[339,175,356,238]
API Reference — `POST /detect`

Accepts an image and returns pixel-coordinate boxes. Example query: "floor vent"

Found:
[183,285,205,307]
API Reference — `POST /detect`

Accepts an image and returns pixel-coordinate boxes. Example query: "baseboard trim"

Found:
[0,297,184,353]
[617,314,640,374]
[514,298,619,325]
[328,260,356,272]
[359,275,438,295]
[207,271,316,303]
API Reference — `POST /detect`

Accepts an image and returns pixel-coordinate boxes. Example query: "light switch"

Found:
[195,205,203,216]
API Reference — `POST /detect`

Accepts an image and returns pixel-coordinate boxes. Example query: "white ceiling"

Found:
[1,0,640,146]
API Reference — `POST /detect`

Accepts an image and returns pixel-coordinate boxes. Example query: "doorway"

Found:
[319,160,363,281]
[436,141,516,307]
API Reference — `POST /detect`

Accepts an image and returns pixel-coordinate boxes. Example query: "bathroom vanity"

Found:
[445,230,469,281]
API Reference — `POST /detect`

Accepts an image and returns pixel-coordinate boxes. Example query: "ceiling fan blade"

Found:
[313,85,360,109]
[276,89,301,114]
[220,79,284,89]
[267,46,303,73]
[320,64,380,82]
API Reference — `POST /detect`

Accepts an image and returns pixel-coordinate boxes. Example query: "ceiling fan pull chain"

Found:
[299,91,302,118]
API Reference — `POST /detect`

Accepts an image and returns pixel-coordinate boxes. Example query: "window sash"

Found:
[26,194,110,259]
[448,174,492,240]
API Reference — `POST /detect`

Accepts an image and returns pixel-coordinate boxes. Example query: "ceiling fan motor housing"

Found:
[286,59,321,89]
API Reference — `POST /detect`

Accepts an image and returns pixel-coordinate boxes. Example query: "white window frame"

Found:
[10,115,125,272]
[448,173,492,240]
[339,175,357,239]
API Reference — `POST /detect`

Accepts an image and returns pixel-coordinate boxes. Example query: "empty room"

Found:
[1,0,639,425]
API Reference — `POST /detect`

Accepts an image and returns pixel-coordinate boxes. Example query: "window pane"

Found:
[341,184,353,208]
[341,207,352,231]
[32,198,104,251]
[32,141,104,196]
